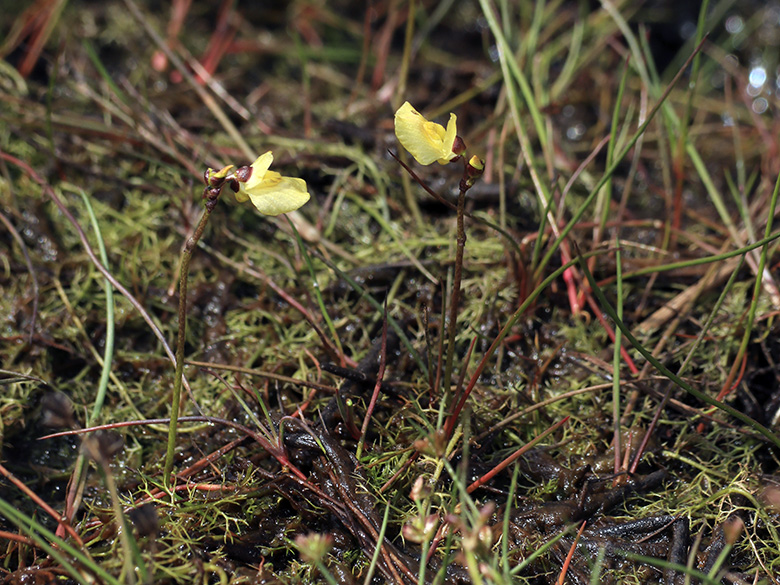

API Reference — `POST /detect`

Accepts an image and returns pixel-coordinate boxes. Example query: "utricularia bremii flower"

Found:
[394,101,465,165]
[394,101,486,194]
[204,151,310,216]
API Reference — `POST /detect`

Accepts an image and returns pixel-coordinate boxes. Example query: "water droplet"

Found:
[566,124,585,141]
[725,15,744,34]
[749,66,767,88]
[752,97,768,114]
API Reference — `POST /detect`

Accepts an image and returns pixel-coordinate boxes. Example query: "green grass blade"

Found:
[76,189,115,426]
[0,497,122,585]
[533,38,706,282]
[576,253,780,449]
[286,215,345,362]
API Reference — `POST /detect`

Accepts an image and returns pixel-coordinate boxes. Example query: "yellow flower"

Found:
[235,151,310,216]
[394,101,458,165]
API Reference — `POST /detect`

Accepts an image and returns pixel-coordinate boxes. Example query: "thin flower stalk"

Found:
[163,153,310,486]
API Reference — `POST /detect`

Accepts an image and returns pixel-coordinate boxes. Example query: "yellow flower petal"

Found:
[239,174,310,216]
[439,114,458,165]
[235,151,311,215]
[394,101,458,166]
[244,151,274,190]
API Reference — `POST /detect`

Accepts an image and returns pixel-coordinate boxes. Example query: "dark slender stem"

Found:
[163,204,215,486]
[356,299,388,461]
[440,183,467,429]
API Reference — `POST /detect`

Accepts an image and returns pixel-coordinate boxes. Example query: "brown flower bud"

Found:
[234,165,252,183]
[452,135,467,156]
[128,503,160,539]
[82,430,124,462]
[41,392,77,428]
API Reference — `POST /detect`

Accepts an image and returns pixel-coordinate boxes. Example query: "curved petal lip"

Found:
[245,177,310,216]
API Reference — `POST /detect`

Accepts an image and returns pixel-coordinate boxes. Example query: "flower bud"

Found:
[128,503,160,539]
[467,155,484,174]
[204,165,234,186]
[452,136,467,157]
[82,430,124,463]
[40,392,76,428]
[460,155,485,190]
[234,165,252,183]
[401,514,438,543]
[410,476,432,502]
